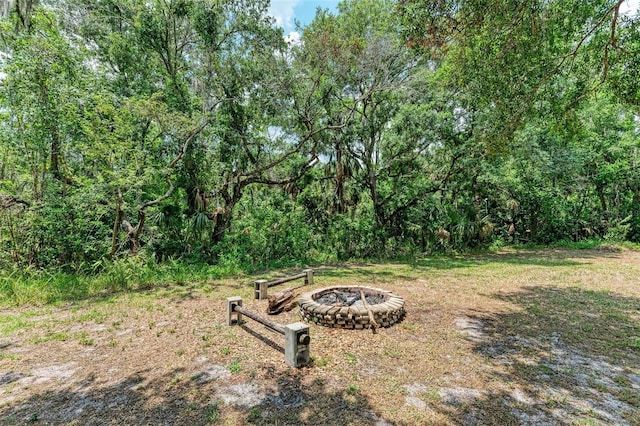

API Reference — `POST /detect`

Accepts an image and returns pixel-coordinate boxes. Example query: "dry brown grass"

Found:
[1,248,639,425]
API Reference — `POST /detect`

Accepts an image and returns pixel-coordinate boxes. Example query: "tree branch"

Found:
[0,193,30,210]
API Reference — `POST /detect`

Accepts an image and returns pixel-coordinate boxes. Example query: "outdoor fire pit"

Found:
[298,286,405,329]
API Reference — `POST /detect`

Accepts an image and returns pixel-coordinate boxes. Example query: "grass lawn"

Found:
[1,247,639,425]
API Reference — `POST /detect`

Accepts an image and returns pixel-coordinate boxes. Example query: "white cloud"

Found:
[284,31,301,45]
[621,0,639,16]
[268,0,300,32]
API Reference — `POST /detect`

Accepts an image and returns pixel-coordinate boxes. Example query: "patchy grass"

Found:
[0,248,639,425]
[0,259,248,307]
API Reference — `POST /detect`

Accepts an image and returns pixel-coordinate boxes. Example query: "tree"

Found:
[0,6,121,267]
[2,0,639,271]
[299,1,418,235]
[399,0,640,146]
[296,0,473,255]
[69,0,335,259]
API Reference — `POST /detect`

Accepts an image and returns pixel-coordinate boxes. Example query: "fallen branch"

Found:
[360,290,379,334]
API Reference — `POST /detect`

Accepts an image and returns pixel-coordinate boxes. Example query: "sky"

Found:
[268,0,340,36]
[622,0,640,15]
[269,0,640,37]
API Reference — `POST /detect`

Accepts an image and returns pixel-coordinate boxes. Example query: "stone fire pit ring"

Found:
[298,286,405,329]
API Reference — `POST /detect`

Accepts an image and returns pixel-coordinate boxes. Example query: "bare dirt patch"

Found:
[1,248,639,425]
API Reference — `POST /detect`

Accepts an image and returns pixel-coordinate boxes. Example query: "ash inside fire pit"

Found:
[298,286,404,329]
[314,290,388,307]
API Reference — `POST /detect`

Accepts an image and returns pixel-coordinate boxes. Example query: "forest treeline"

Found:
[0,0,639,273]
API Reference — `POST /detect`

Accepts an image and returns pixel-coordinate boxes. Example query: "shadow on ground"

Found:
[317,248,617,283]
[439,286,640,425]
[0,365,402,426]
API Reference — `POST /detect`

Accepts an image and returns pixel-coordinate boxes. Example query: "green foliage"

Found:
[399,0,640,144]
[203,402,220,423]
[0,255,240,307]
[212,188,318,269]
[247,407,262,423]
[228,359,242,373]
[0,0,639,292]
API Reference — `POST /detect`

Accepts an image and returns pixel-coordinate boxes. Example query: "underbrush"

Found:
[1,239,633,307]
[0,256,245,307]
[509,238,640,251]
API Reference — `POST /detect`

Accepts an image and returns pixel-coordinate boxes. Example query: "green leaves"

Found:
[400,0,640,147]
[192,1,221,45]
[1,0,639,271]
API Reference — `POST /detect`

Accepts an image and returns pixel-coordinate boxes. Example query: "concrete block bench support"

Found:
[226,296,310,368]
[254,269,314,300]
[227,296,243,326]
[284,322,311,368]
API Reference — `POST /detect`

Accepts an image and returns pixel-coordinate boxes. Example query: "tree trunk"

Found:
[335,140,346,214]
[595,181,608,212]
[50,127,62,182]
[0,146,7,180]
[14,0,37,32]
[210,205,233,246]
[122,214,144,255]
[110,190,123,259]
